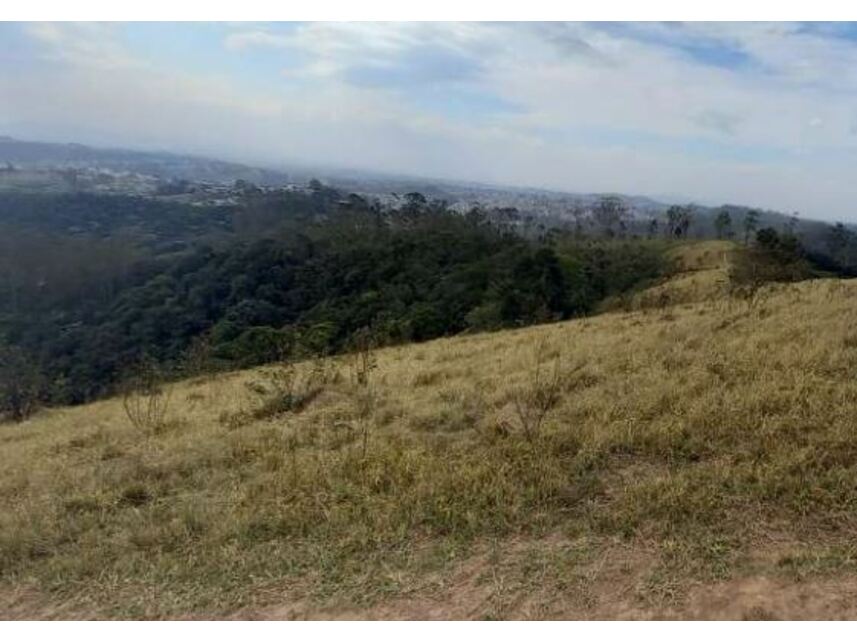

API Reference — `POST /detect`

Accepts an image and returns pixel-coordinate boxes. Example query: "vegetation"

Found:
[713,209,733,240]
[0,188,672,409]
[0,343,43,422]
[505,338,564,442]
[7,127,857,619]
[3,244,857,618]
[3,175,857,617]
[728,227,814,301]
[665,204,694,239]
[120,356,172,433]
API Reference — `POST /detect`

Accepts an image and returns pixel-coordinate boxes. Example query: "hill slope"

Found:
[3,243,857,619]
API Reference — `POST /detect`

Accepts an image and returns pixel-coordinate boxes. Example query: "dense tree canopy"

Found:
[0,188,671,408]
[4,182,850,419]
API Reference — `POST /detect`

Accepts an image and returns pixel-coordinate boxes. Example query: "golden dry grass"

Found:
[600,240,734,313]
[3,241,857,619]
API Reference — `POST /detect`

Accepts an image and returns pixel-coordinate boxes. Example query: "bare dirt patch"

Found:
[233,539,857,621]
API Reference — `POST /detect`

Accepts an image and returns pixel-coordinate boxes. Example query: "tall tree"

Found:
[786,212,800,235]
[592,196,628,239]
[665,205,693,239]
[647,217,659,239]
[743,209,760,245]
[714,209,733,240]
[826,222,851,266]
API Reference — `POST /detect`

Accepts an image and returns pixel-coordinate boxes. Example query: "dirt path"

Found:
[7,538,857,620]
[233,575,857,621]
[234,540,857,621]
[6,573,857,620]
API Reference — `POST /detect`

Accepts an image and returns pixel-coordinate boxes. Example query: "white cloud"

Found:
[8,22,857,221]
[25,22,141,71]
[224,30,292,51]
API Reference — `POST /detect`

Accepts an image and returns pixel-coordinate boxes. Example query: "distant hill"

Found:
[0,136,291,186]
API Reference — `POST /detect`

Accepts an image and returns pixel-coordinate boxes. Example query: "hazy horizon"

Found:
[4,22,857,220]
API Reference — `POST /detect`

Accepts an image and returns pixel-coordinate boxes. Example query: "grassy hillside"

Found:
[4,241,857,619]
[600,240,733,312]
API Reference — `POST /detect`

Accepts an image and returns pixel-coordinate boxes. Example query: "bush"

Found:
[344,327,378,460]
[729,228,813,300]
[505,339,563,442]
[247,352,336,422]
[0,344,43,422]
[121,355,172,432]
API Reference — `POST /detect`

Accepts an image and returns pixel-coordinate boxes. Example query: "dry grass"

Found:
[601,240,734,313]
[4,241,857,619]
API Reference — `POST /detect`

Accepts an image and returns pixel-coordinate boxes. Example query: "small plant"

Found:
[729,280,766,309]
[349,327,377,388]
[507,339,563,442]
[121,355,172,432]
[246,343,335,421]
[181,331,216,380]
[347,327,378,459]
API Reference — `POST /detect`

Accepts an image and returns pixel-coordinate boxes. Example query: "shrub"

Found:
[346,327,378,460]
[121,355,172,432]
[0,344,43,422]
[729,228,813,300]
[181,331,216,380]
[247,349,337,421]
[506,339,563,442]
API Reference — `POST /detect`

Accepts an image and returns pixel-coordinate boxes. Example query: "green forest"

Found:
[0,187,674,408]
[0,183,847,416]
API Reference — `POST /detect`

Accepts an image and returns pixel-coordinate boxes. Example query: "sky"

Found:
[4,22,857,220]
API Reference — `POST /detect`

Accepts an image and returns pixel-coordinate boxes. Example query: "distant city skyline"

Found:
[4,22,857,220]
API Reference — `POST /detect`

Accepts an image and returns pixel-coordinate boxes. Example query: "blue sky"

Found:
[4,22,857,220]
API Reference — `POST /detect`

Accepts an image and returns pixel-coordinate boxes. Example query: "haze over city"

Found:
[5,21,857,220]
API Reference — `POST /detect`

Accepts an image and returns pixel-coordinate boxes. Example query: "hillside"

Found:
[599,240,733,312]
[3,242,857,619]
[0,191,671,406]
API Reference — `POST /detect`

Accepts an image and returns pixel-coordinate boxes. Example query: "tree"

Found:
[233,179,259,195]
[714,209,733,240]
[400,192,429,224]
[647,218,659,239]
[786,212,800,235]
[570,202,587,239]
[826,222,851,266]
[403,192,427,210]
[592,196,628,238]
[729,227,811,296]
[743,209,760,245]
[0,344,43,422]
[665,205,693,239]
